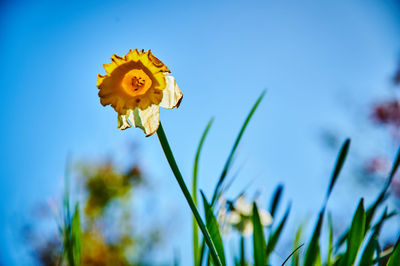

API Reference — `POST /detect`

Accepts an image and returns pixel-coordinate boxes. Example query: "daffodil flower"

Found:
[97,49,183,136]
[221,195,273,236]
[97,50,221,265]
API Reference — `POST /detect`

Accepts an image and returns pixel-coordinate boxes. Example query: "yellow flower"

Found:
[97,49,183,136]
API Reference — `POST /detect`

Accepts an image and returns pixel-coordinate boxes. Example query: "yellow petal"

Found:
[148,50,170,72]
[96,74,106,87]
[111,54,126,65]
[117,113,131,130]
[103,62,118,74]
[127,105,160,136]
[126,49,141,61]
[159,75,183,109]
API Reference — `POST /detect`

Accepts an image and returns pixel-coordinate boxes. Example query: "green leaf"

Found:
[201,192,226,266]
[266,203,291,262]
[304,139,350,266]
[332,253,344,266]
[252,203,266,266]
[325,139,350,202]
[269,184,284,218]
[62,164,75,266]
[211,90,266,206]
[192,118,213,266]
[198,241,206,266]
[342,198,366,266]
[327,213,333,266]
[71,204,81,266]
[240,236,246,266]
[291,224,304,266]
[365,147,400,229]
[387,236,400,266]
[336,148,400,251]
[282,244,304,266]
[303,210,324,266]
[315,248,322,266]
[388,148,400,185]
[359,207,388,265]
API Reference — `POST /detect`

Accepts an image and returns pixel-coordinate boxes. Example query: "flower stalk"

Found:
[156,122,222,266]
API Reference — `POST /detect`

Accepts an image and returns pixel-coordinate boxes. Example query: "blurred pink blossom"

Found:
[364,156,391,176]
[371,100,400,127]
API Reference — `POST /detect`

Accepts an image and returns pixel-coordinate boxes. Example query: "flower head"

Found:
[97,49,183,136]
[219,195,273,236]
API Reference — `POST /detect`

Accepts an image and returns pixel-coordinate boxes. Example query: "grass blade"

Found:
[325,139,350,203]
[211,90,266,206]
[359,207,388,265]
[63,164,76,266]
[266,203,291,262]
[327,213,333,266]
[240,236,246,266]
[365,147,400,228]
[303,210,324,266]
[253,203,267,266]
[291,224,304,266]
[269,184,284,218]
[387,236,400,266]
[282,244,304,266]
[304,139,350,266]
[71,204,81,266]
[342,198,366,266]
[315,249,322,266]
[192,118,213,265]
[201,191,226,266]
[387,147,400,187]
[156,123,222,266]
[335,148,400,250]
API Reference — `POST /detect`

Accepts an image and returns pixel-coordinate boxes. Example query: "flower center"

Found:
[121,69,152,97]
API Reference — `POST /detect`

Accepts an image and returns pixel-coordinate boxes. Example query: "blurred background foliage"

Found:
[23,148,163,266]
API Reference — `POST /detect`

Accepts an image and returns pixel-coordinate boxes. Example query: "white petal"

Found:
[159,75,183,109]
[241,221,253,237]
[217,207,227,221]
[259,209,273,226]
[220,223,233,237]
[218,196,227,206]
[226,212,241,224]
[117,113,132,130]
[127,105,160,136]
[234,196,253,216]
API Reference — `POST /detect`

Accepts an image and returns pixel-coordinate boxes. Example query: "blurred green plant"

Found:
[25,155,162,266]
[79,161,142,218]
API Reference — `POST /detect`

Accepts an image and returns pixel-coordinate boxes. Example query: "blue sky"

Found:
[1,0,400,264]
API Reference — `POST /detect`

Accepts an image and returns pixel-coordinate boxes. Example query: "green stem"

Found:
[156,122,222,266]
[240,236,245,266]
[192,119,214,266]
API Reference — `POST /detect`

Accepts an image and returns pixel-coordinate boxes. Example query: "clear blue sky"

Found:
[1,0,400,264]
